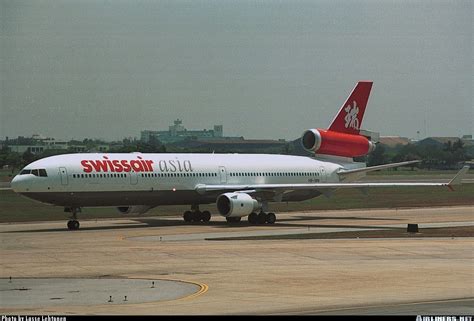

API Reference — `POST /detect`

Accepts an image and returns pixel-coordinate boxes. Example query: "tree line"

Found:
[1,137,471,172]
[365,139,471,169]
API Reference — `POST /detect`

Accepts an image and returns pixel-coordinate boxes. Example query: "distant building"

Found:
[171,137,287,152]
[416,136,474,155]
[5,134,112,154]
[9,145,46,154]
[378,136,411,148]
[69,145,87,153]
[417,137,464,147]
[141,119,224,143]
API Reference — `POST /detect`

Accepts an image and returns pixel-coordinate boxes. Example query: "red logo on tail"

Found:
[328,81,372,135]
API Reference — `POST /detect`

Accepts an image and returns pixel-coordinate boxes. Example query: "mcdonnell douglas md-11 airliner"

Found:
[11,81,469,230]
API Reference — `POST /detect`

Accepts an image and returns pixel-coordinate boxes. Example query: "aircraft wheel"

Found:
[248,212,258,225]
[67,220,80,230]
[183,211,193,222]
[257,212,267,225]
[266,213,276,224]
[201,211,211,222]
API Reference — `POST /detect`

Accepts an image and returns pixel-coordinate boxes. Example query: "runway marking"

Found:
[122,277,209,304]
[273,297,474,315]
[0,276,208,308]
[175,280,209,301]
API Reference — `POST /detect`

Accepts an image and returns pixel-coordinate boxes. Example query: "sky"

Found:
[1,0,472,142]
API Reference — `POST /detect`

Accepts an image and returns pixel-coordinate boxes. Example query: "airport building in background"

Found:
[141,119,224,144]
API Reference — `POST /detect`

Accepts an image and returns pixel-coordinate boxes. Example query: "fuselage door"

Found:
[319,166,327,183]
[219,166,227,184]
[130,171,138,185]
[59,167,68,185]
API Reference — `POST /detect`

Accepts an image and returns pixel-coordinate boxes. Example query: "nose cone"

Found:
[11,175,28,193]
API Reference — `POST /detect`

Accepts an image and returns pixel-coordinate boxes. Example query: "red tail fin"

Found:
[328,81,373,135]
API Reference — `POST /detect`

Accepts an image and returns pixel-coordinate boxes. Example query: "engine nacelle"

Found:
[216,193,260,218]
[301,128,375,158]
[116,205,152,215]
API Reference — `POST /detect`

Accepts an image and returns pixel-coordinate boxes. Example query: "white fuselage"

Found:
[11,153,361,208]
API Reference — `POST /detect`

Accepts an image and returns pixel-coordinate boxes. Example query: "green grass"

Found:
[1,184,473,223]
[367,167,474,177]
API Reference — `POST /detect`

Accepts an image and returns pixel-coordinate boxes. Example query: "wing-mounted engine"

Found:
[301,128,375,158]
[216,192,260,218]
[117,205,152,215]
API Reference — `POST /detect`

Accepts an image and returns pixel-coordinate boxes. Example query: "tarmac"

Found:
[0,205,473,315]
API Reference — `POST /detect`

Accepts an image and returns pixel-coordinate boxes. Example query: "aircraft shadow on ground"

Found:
[2,215,403,233]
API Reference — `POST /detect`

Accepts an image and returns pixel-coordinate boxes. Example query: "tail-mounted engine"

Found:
[301,128,375,158]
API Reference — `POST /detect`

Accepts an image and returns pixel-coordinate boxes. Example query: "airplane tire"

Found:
[266,213,276,224]
[67,220,80,230]
[201,211,211,222]
[248,212,258,225]
[183,211,193,222]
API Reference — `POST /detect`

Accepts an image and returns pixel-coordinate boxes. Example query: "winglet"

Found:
[447,166,470,190]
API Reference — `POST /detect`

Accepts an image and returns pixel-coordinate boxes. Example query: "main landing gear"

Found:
[248,212,276,225]
[183,205,211,223]
[65,207,81,230]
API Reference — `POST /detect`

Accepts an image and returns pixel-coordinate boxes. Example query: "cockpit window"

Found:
[19,169,47,177]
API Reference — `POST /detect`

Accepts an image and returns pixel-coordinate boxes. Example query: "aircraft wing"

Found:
[195,166,470,195]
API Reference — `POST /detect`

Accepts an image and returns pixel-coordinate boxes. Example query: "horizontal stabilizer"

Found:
[447,166,470,190]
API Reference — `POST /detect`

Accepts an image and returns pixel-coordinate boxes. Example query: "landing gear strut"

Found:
[183,205,211,223]
[65,207,81,230]
[248,211,276,225]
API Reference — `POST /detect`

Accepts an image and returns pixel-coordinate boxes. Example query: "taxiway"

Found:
[1,206,473,315]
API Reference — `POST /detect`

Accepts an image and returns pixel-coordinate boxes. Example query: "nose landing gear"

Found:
[67,219,80,230]
[65,207,81,230]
